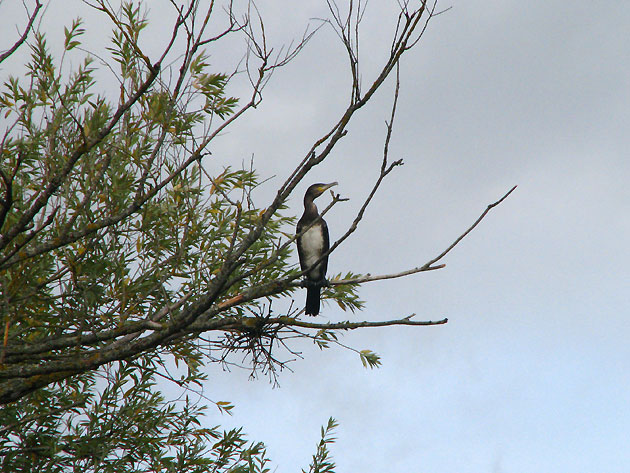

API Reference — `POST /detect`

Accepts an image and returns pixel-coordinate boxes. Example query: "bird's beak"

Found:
[320,182,338,192]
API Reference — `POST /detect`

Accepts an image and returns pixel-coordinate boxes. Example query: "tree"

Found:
[0,1,514,471]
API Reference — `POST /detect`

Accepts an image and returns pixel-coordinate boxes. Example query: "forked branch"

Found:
[327,185,518,287]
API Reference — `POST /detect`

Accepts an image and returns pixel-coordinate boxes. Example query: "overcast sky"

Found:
[4,1,630,472]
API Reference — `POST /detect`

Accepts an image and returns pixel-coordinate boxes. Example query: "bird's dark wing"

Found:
[296,218,307,271]
[320,217,330,277]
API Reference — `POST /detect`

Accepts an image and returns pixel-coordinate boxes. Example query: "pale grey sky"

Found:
[3,1,629,472]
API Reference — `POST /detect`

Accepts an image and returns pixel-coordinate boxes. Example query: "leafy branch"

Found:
[303,417,338,473]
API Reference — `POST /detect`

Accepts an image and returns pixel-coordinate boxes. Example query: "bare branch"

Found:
[271,2,432,218]
[424,185,518,268]
[327,185,518,286]
[199,314,449,333]
[296,68,405,278]
[211,184,517,318]
[0,0,42,64]
[270,314,448,330]
[328,264,446,286]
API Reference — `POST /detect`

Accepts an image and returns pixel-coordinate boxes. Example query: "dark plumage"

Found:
[296,182,337,315]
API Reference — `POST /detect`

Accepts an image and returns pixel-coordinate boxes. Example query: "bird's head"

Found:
[305,182,338,202]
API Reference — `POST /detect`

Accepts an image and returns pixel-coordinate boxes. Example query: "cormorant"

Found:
[296,182,337,316]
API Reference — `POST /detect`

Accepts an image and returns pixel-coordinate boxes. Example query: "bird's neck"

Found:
[303,199,319,218]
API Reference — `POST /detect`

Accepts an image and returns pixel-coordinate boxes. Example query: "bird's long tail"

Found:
[305,286,321,316]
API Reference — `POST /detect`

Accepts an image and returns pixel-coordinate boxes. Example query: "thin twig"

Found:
[327,264,445,286]
[327,185,518,286]
[0,0,43,64]
[424,185,518,268]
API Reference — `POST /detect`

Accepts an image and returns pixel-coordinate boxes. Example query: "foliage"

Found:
[0,359,272,473]
[0,0,443,471]
[303,417,339,473]
[324,272,365,313]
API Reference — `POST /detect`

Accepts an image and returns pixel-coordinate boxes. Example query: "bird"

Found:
[296,182,337,315]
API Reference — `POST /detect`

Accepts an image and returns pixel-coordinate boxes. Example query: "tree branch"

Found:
[326,185,518,286]
[423,185,518,268]
[0,1,42,64]
[328,264,445,286]
[194,314,448,334]
[204,184,518,316]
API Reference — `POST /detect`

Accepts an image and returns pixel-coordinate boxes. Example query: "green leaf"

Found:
[63,18,85,51]
[359,349,382,369]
